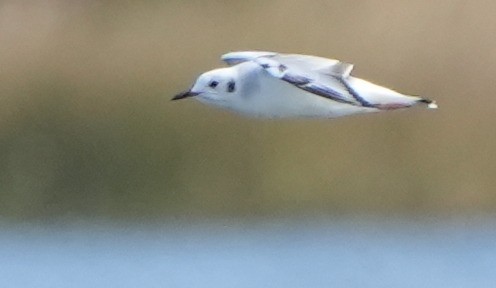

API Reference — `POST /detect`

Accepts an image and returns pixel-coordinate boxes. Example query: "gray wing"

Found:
[221,51,350,76]
[221,51,276,66]
[227,52,374,107]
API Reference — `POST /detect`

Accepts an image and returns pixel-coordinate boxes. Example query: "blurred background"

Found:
[1,1,495,287]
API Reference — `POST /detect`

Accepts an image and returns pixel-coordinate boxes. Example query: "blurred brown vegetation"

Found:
[0,0,495,221]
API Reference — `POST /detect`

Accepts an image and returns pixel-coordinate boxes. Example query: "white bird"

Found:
[173,51,437,118]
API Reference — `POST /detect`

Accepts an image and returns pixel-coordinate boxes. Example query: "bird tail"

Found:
[417,98,438,109]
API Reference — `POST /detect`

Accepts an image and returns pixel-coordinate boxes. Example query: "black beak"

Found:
[171,90,200,101]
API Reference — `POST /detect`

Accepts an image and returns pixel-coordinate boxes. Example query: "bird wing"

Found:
[221,51,352,76]
[221,51,277,66]
[222,51,373,107]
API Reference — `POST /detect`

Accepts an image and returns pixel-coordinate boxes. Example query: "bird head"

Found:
[172,68,237,107]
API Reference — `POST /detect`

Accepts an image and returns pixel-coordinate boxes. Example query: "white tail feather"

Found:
[427,101,438,109]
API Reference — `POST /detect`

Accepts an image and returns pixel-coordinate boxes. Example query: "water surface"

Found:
[1,219,495,288]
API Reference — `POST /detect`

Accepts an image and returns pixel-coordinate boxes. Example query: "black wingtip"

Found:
[418,98,433,104]
[417,98,438,109]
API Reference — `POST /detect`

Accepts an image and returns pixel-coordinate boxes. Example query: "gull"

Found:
[172,51,438,118]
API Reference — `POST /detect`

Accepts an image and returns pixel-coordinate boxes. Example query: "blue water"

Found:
[1,219,495,288]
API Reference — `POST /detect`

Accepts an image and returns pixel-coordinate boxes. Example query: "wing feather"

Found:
[221,51,276,66]
[221,51,376,107]
[252,56,370,106]
[221,51,353,76]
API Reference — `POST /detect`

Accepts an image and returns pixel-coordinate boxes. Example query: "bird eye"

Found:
[209,81,219,88]
[227,81,236,93]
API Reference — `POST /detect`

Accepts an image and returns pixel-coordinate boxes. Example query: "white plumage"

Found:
[173,51,437,118]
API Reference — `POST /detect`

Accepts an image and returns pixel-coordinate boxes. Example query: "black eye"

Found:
[227,81,236,93]
[209,81,219,88]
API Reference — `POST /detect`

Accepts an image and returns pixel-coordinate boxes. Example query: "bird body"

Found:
[173,51,437,118]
